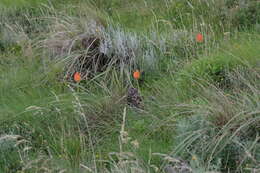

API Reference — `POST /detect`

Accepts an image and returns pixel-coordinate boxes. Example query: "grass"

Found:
[175,75,259,172]
[0,0,259,172]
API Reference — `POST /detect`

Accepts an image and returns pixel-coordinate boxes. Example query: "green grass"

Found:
[0,0,47,7]
[0,0,82,7]
[0,0,259,172]
[176,33,260,90]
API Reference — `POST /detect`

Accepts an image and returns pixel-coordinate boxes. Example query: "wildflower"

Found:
[73,72,81,82]
[133,70,141,80]
[196,33,203,43]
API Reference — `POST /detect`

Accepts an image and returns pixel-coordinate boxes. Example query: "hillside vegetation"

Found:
[0,0,259,172]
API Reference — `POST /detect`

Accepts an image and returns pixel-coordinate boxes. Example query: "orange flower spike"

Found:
[73,72,81,82]
[133,70,141,80]
[196,33,203,43]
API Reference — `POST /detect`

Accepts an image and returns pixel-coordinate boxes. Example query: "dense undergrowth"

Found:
[0,0,259,173]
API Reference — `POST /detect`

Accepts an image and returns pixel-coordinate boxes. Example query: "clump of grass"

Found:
[173,69,260,172]
[39,9,219,85]
[39,7,162,83]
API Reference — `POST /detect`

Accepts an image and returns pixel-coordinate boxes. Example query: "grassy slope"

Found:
[0,0,259,172]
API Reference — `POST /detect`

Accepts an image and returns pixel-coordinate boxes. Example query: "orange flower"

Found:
[73,72,81,82]
[133,70,140,80]
[196,33,203,43]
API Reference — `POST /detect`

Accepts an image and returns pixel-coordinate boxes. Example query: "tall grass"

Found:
[0,0,259,172]
[173,68,260,172]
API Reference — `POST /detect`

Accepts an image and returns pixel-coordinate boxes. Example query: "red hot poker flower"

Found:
[196,33,203,43]
[73,72,81,82]
[133,70,141,80]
